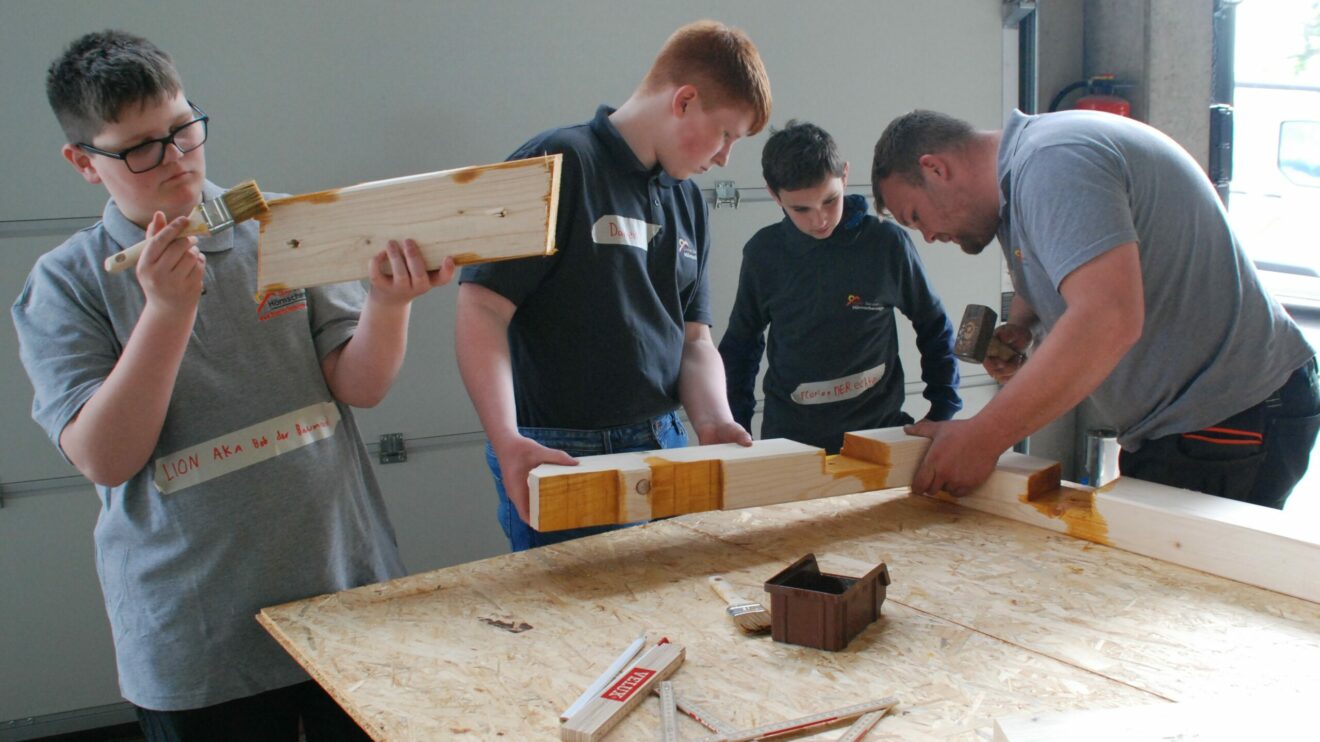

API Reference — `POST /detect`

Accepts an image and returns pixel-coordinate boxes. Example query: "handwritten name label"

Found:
[592,215,659,250]
[154,401,342,494]
[790,362,886,405]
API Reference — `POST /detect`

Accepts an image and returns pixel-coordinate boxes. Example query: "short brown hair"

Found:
[762,120,843,193]
[871,110,975,211]
[47,30,182,144]
[641,20,772,135]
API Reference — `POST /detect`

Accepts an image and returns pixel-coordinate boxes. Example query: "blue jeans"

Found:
[486,410,689,552]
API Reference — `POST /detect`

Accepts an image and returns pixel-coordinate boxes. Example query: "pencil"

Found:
[560,633,647,722]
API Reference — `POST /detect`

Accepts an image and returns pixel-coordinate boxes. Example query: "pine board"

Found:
[256,154,560,293]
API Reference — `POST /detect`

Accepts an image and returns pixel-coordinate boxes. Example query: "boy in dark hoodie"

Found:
[719,120,961,453]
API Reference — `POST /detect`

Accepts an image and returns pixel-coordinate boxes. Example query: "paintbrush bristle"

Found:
[709,575,773,634]
[219,180,269,222]
[725,600,772,633]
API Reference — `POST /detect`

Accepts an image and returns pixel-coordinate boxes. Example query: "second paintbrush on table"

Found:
[708,575,771,634]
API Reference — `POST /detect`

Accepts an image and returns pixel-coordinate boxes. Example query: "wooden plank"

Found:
[529,427,1320,608]
[256,154,560,293]
[940,475,1320,604]
[560,641,684,742]
[836,428,1320,604]
[647,457,721,519]
[654,439,827,510]
[527,433,1058,532]
[840,430,1061,500]
[530,451,650,531]
[840,427,932,487]
[528,439,893,531]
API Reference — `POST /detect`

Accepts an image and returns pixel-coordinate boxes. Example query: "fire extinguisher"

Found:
[1048,74,1132,117]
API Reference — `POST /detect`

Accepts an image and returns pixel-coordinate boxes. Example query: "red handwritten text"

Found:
[161,453,201,481]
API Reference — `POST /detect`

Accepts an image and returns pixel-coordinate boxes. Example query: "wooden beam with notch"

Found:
[527,431,1055,532]
[527,427,1320,605]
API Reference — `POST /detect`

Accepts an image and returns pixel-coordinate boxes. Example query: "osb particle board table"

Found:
[258,490,1320,740]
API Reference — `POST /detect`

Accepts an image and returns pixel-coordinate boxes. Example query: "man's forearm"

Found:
[975,244,1143,450]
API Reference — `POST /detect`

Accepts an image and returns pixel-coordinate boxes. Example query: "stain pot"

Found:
[763,553,891,651]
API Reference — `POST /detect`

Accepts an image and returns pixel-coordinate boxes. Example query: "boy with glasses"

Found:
[74,99,209,174]
[12,30,452,739]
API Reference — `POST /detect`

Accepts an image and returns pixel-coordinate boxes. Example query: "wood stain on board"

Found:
[1021,486,1111,545]
[255,191,344,234]
[644,455,722,518]
[453,157,558,184]
[825,454,897,492]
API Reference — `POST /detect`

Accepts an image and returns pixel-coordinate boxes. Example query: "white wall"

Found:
[0,1,1008,735]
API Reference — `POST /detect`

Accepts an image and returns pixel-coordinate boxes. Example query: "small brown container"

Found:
[763,554,891,651]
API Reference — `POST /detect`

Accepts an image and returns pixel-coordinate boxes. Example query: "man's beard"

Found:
[958,235,992,255]
[957,219,1000,255]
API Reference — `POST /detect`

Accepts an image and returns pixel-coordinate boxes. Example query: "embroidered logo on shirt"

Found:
[790,363,887,405]
[257,289,308,321]
[845,294,889,312]
[678,238,698,261]
[592,215,660,250]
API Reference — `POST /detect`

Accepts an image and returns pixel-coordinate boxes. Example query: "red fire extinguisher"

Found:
[1048,74,1132,117]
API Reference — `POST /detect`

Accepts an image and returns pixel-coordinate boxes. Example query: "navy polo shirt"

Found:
[461,106,712,429]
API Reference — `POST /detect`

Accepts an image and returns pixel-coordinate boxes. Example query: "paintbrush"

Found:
[103,180,268,273]
[708,575,771,634]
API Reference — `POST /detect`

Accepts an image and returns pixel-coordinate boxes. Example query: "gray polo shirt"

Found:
[12,183,405,710]
[996,110,1313,449]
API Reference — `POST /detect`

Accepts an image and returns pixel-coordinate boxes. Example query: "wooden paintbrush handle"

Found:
[103,210,210,274]
[104,239,150,274]
[708,575,754,605]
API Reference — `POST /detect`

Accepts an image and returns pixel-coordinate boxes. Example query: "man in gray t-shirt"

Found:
[871,109,1318,509]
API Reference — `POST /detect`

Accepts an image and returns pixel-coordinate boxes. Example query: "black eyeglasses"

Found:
[78,101,209,174]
